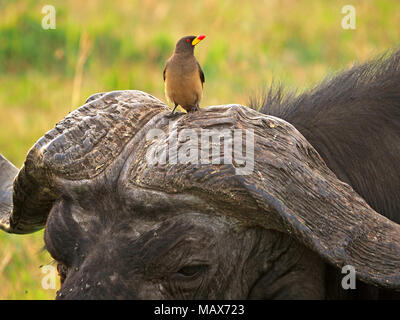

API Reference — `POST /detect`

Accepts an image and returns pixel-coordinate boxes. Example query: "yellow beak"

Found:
[192,34,206,46]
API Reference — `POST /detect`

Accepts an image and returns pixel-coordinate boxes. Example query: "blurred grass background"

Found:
[0,0,399,299]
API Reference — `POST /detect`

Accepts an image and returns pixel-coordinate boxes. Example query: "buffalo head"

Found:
[1,90,400,299]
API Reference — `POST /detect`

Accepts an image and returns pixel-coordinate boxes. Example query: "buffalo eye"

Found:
[176,264,208,278]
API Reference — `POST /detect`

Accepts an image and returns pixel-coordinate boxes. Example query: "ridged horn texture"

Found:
[122,104,400,290]
[0,90,169,234]
[1,90,400,290]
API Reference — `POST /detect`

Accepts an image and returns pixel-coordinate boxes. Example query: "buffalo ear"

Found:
[0,154,18,231]
[234,109,400,290]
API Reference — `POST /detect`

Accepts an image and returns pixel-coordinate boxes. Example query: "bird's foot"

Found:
[166,109,182,118]
[187,105,200,113]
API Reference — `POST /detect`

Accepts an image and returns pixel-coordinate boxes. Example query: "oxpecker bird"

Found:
[163,35,206,113]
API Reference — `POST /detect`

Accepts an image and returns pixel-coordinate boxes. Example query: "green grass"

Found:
[0,0,399,299]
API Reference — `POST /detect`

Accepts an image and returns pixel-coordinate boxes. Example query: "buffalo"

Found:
[0,50,399,299]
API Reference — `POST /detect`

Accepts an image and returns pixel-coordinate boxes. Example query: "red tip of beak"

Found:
[197,34,206,40]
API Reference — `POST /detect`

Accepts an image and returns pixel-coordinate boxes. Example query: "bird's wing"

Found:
[197,61,205,86]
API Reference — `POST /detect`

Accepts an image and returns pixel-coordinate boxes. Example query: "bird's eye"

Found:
[186,38,191,43]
